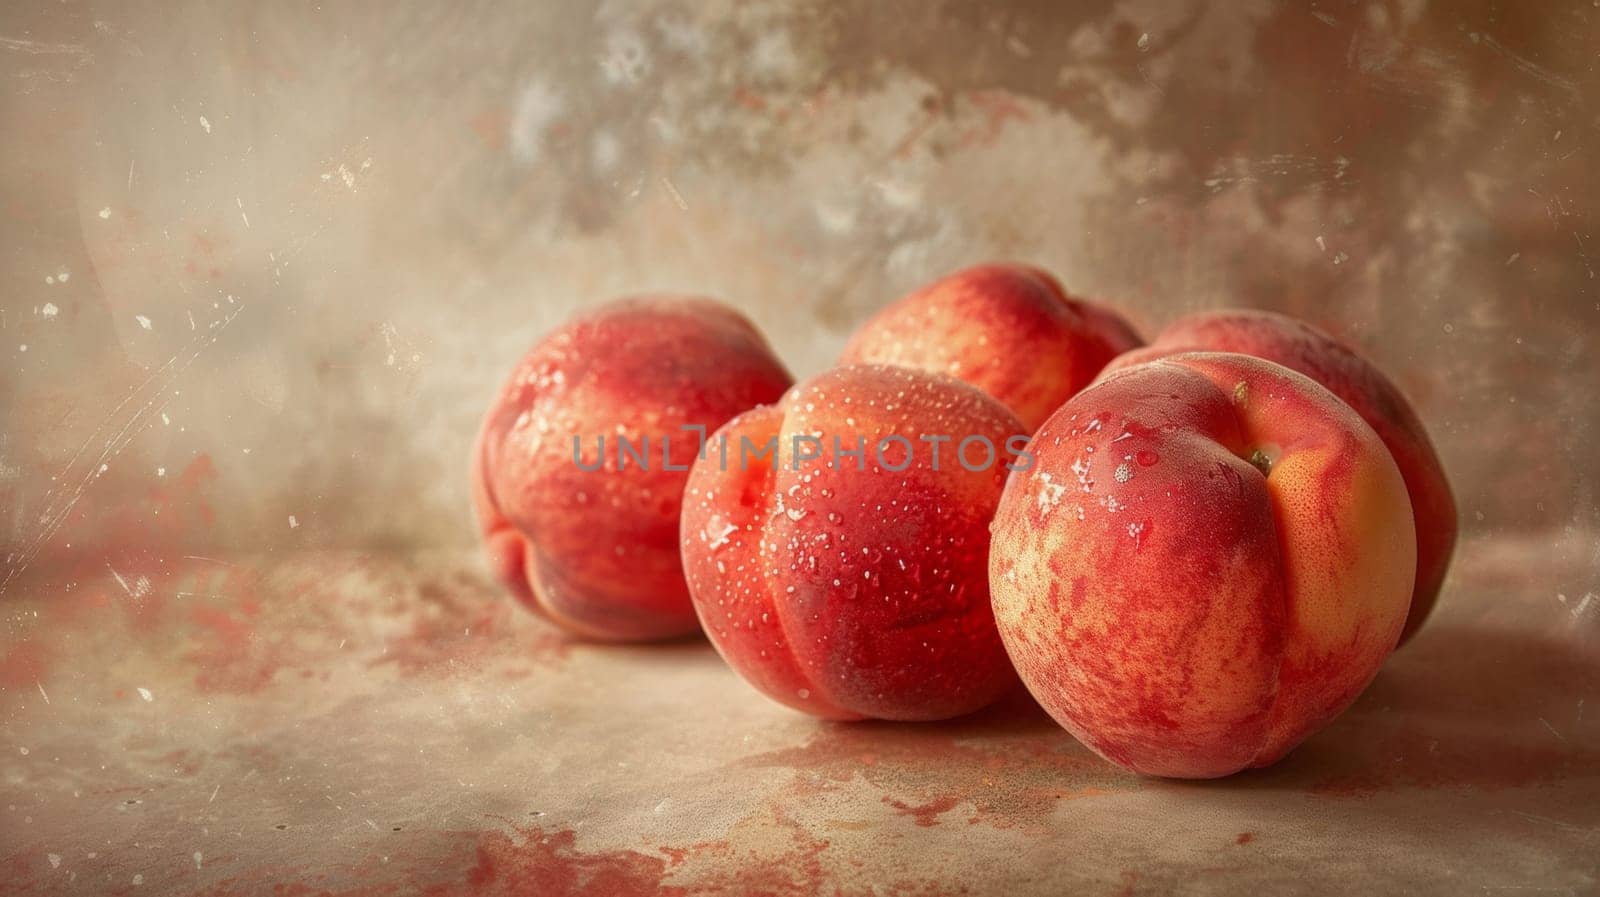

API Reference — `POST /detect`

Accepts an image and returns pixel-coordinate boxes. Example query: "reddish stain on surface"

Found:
[469,109,510,150]
[884,794,961,827]
[27,453,224,634]
[187,608,275,693]
[656,840,724,870]
[731,85,767,112]
[1236,832,1254,845]
[150,454,219,527]
[0,641,52,693]
[176,828,677,897]
[187,584,283,695]
[451,828,678,897]
[959,89,1034,148]
[167,825,965,897]
[672,826,832,896]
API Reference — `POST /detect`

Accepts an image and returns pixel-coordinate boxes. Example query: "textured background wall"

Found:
[3,0,1597,586]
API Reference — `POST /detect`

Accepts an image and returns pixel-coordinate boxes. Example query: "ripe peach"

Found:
[839,263,1143,432]
[1104,309,1455,644]
[472,297,792,641]
[990,352,1416,778]
[680,364,1023,720]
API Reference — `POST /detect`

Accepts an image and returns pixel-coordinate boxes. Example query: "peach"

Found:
[989,352,1416,778]
[472,297,792,641]
[839,263,1143,432]
[1103,309,1455,644]
[680,364,1024,720]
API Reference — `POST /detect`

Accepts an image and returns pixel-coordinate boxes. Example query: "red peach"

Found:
[1103,309,1455,644]
[990,352,1416,778]
[472,297,792,641]
[680,364,1023,720]
[839,263,1143,432]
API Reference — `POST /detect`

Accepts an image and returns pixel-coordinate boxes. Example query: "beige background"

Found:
[2,1,1597,894]
[4,0,1597,566]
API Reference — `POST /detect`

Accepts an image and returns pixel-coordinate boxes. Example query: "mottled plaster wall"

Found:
[3,0,1596,585]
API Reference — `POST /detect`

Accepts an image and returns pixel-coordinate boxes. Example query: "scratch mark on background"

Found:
[0,36,91,59]
[1476,34,1580,100]
[1510,810,1590,833]
[661,176,689,211]
[1538,718,1568,742]
[0,304,244,595]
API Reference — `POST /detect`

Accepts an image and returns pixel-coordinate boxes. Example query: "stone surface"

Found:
[1,534,1597,894]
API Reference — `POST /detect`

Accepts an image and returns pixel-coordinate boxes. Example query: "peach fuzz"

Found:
[1103,309,1455,645]
[839,263,1143,432]
[680,364,1022,721]
[989,352,1416,778]
[472,297,792,641]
